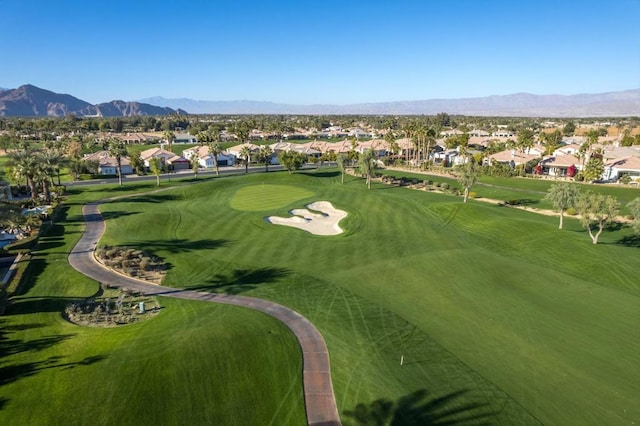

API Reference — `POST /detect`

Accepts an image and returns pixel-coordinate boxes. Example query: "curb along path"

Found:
[68,201,341,426]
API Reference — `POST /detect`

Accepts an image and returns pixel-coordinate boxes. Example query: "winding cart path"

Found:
[68,200,341,426]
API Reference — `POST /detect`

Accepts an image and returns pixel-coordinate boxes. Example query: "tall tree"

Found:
[190,152,200,179]
[232,121,251,145]
[544,183,580,229]
[239,146,252,174]
[40,150,65,186]
[516,128,535,175]
[107,138,128,186]
[336,153,347,184]
[583,157,604,183]
[358,149,376,189]
[629,198,640,234]
[163,130,175,152]
[455,161,480,203]
[8,150,39,201]
[258,145,273,172]
[149,157,163,186]
[204,128,223,175]
[576,191,619,244]
[278,151,305,174]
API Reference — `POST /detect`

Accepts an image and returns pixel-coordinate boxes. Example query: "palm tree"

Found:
[358,149,376,189]
[239,146,252,173]
[163,130,175,152]
[206,128,223,175]
[258,145,273,172]
[107,138,128,186]
[8,150,39,201]
[35,159,54,204]
[336,153,347,184]
[40,150,65,186]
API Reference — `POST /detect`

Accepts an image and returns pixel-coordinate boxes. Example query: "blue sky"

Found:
[2,0,639,104]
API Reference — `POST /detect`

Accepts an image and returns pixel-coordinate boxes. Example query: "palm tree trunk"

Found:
[27,176,38,201]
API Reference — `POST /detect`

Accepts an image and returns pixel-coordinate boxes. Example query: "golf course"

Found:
[1,168,638,425]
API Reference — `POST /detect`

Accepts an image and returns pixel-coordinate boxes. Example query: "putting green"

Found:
[230,184,314,211]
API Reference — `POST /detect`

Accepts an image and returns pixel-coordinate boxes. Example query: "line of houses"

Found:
[86,135,640,183]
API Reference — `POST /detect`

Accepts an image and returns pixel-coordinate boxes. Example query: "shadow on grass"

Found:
[121,238,231,254]
[0,355,106,387]
[615,234,640,247]
[115,194,182,204]
[5,296,79,316]
[100,210,140,221]
[306,171,341,178]
[504,198,538,207]
[343,389,493,426]
[186,267,290,295]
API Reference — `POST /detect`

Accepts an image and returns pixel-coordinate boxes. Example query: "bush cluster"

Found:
[95,245,164,278]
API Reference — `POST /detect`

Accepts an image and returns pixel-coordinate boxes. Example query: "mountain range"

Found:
[1,84,637,117]
[139,90,640,117]
[0,85,186,117]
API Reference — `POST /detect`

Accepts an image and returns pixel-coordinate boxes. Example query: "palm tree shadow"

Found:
[120,238,231,254]
[185,267,290,295]
[343,389,493,426]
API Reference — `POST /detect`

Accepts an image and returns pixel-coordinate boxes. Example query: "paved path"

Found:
[68,201,341,426]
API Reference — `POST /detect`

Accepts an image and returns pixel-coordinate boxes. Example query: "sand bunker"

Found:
[265,201,347,235]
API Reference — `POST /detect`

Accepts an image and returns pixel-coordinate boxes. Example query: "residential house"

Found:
[469,129,490,138]
[139,147,190,171]
[486,149,539,167]
[174,133,197,144]
[84,150,134,176]
[115,133,148,144]
[227,143,261,162]
[182,146,236,168]
[440,129,465,138]
[492,130,516,138]
[602,156,640,182]
[553,143,582,156]
[355,139,388,157]
[539,154,582,177]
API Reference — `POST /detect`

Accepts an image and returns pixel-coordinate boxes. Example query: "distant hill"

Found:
[140,90,640,117]
[0,84,187,117]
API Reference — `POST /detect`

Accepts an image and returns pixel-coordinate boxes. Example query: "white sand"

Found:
[265,201,347,235]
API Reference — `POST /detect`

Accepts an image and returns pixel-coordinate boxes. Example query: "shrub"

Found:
[469,191,477,199]
[566,207,577,216]
[441,182,450,190]
[140,257,150,271]
[434,182,441,188]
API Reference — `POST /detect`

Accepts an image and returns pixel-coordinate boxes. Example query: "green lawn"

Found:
[382,168,640,214]
[2,169,639,425]
[0,182,305,426]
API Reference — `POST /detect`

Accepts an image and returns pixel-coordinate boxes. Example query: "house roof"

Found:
[487,150,538,165]
[605,156,640,171]
[84,150,131,167]
[139,147,185,163]
[227,143,260,154]
[541,154,581,168]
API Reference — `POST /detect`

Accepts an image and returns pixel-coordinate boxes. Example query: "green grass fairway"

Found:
[0,186,305,426]
[230,184,315,211]
[2,169,639,425]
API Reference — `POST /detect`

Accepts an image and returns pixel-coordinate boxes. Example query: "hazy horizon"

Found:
[3,0,639,105]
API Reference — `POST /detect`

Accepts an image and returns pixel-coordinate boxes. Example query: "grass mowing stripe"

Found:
[4,168,638,425]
